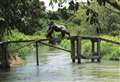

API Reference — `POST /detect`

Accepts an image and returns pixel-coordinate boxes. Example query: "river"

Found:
[0,46,120,82]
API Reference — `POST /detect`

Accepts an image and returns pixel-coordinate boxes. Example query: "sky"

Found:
[40,0,87,11]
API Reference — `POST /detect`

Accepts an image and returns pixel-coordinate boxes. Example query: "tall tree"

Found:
[0,0,46,40]
[49,0,120,34]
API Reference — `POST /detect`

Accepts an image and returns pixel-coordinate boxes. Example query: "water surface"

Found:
[0,46,120,82]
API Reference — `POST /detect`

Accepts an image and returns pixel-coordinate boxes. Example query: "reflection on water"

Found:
[0,46,120,82]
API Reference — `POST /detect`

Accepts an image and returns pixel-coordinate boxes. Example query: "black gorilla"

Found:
[47,22,70,44]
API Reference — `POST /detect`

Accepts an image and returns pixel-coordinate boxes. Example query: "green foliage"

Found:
[1,0,120,61]
[4,30,30,41]
[4,30,46,60]
[48,7,72,20]
[81,35,120,61]
[68,16,81,25]
[0,0,46,37]
[100,35,120,60]
[48,11,61,20]
[4,30,32,59]
[60,35,120,61]
[83,1,120,35]
[68,0,79,12]
[100,35,120,42]
[97,0,106,6]
[101,42,120,61]
[82,41,92,57]
[60,39,70,49]
[18,47,32,59]
[4,29,47,41]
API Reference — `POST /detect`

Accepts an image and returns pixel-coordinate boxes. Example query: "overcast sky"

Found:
[40,0,87,11]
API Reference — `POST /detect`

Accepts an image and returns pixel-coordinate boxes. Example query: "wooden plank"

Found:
[67,36,99,40]
[100,38,120,45]
[0,39,49,44]
[68,36,120,46]
[0,36,119,46]
[76,55,100,59]
[91,55,101,59]
[40,42,71,52]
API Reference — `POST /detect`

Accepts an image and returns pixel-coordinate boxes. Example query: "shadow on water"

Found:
[0,46,120,82]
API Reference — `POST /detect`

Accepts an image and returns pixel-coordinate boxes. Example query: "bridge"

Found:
[0,35,120,69]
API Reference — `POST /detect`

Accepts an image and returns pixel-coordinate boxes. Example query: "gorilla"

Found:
[46,22,70,44]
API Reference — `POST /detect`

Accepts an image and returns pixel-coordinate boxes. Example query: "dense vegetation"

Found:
[0,0,120,61]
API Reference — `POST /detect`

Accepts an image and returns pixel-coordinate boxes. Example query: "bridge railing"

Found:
[100,38,120,45]
[0,39,49,69]
[0,38,71,69]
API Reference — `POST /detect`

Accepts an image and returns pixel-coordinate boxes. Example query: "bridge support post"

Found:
[97,39,101,62]
[36,42,39,66]
[70,38,76,63]
[76,36,81,64]
[91,40,95,62]
[0,43,10,69]
[91,39,101,63]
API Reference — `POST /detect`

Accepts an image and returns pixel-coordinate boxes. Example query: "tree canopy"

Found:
[0,0,46,38]
[0,0,120,39]
[49,0,120,11]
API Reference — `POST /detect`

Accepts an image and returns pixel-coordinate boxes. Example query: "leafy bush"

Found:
[18,47,32,59]
[68,17,81,25]
[82,41,92,57]
[101,42,120,60]
[60,39,70,49]
[4,30,34,59]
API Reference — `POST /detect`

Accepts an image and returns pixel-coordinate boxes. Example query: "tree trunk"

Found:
[0,38,10,69]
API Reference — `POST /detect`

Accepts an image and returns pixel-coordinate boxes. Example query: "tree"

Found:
[56,0,120,12]
[0,0,46,40]
[102,0,120,10]
[49,0,120,34]
[50,0,120,10]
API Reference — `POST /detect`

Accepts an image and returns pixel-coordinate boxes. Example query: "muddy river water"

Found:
[0,46,120,82]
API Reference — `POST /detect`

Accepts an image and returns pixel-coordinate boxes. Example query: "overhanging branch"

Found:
[106,0,120,11]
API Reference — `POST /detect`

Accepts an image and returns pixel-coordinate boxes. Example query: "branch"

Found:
[106,0,120,11]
